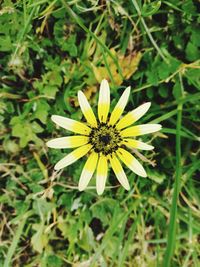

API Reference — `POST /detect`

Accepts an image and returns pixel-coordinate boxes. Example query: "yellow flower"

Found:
[47,79,161,195]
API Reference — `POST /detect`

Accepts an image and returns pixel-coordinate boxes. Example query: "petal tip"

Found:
[78,90,83,97]
[156,124,162,131]
[125,184,130,191]
[143,102,151,110]
[100,79,109,91]
[78,185,84,192]
[123,86,131,99]
[97,190,103,195]
[146,102,151,107]
[51,115,61,124]
[144,143,155,150]
[102,78,108,83]
[77,90,85,105]
[141,171,147,178]
[46,140,52,148]
[51,114,57,121]
[54,165,60,171]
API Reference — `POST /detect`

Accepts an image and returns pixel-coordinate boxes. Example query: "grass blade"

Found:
[61,0,123,82]
[131,0,168,63]
[3,212,32,267]
[163,73,183,267]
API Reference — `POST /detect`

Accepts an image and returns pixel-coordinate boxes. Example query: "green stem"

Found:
[131,0,168,63]
[3,212,32,267]
[61,0,123,81]
[163,73,183,267]
[12,6,36,60]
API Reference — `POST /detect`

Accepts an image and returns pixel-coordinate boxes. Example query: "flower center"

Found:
[89,123,122,155]
[99,134,111,145]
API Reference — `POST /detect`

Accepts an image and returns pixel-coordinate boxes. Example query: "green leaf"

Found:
[186,41,200,61]
[32,100,50,124]
[146,87,154,99]
[3,139,20,154]
[91,199,117,227]
[141,1,161,17]
[78,226,95,252]
[32,121,43,133]
[62,34,78,57]
[43,71,63,87]
[172,81,182,101]
[33,198,55,219]
[190,27,200,47]
[10,116,43,147]
[147,170,166,184]
[57,216,80,244]
[31,222,48,253]
[0,36,12,51]
[159,85,168,98]
[182,0,197,15]
[185,68,200,89]
[43,85,59,98]
[58,192,74,211]
[46,255,63,267]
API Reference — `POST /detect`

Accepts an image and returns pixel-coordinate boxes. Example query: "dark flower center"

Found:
[89,123,122,155]
[99,134,111,145]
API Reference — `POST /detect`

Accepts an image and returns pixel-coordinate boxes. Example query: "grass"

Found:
[131,0,168,63]
[0,0,200,266]
[163,73,183,267]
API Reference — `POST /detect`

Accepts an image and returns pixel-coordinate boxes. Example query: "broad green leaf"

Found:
[31,222,48,253]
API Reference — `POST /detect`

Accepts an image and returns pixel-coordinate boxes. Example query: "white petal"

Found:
[98,79,110,123]
[54,144,92,170]
[78,90,97,127]
[51,115,91,135]
[109,155,130,190]
[78,152,98,191]
[123,139,154,150]
[116,148,147,177]
[46,136,89,149]
[109,86,131,125]
[121,124,162,137]
[96,155,108,195]
[117,102,151,130]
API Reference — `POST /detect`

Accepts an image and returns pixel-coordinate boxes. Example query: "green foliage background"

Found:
[0,0,200,266]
